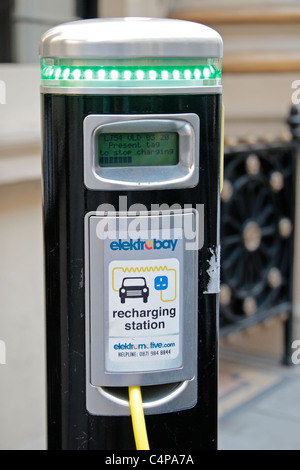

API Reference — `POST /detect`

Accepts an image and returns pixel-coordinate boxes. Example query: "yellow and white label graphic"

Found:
[106,258,181,372]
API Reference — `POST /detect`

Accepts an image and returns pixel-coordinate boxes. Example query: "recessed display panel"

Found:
[98,132,179,167]
[84,113,200,190]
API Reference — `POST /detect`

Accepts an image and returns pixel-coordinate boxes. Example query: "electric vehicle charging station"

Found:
[40,18,223,451]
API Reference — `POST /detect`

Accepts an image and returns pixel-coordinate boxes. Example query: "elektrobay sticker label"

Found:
[106,257,181,373]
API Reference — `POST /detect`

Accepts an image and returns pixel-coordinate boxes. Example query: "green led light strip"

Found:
[41,58,221,88]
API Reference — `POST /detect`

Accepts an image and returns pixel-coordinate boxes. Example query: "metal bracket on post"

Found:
[287,105,300,142]
[286,104,300,365]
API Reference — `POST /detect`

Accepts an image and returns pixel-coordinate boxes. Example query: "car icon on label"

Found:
[119,277,149,304]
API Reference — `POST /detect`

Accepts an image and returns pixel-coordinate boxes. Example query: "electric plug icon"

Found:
[154,275,168,291]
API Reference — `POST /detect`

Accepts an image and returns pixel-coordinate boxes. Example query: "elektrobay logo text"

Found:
[110,238,178,252]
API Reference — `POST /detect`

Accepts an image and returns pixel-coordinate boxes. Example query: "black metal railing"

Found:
[220,105,300,364]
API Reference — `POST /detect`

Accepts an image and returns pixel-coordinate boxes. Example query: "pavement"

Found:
[218,347,300,450]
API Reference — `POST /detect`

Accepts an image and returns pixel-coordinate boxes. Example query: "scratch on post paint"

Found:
[204,246,220,294]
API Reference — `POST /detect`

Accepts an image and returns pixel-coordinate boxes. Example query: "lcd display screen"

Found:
[98,132,179,167]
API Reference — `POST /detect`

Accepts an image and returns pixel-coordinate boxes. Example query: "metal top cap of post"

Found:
[39,17,223,59]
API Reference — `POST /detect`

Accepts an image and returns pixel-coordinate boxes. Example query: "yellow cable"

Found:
[128,386,150,450]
